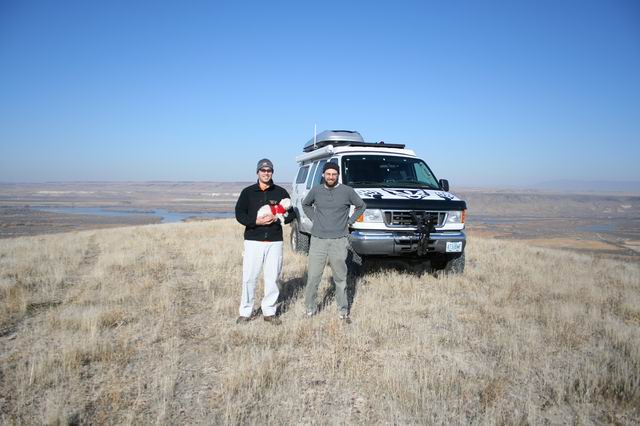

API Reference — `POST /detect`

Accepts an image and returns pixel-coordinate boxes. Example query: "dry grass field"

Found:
[1,219,639,424]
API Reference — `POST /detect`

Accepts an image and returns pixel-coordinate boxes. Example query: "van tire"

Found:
[431,252,465,275]
[443,252,465,274]
[290,220,310,254]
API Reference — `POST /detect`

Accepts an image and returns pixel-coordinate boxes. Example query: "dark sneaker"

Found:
[339,314,352,324]
[236,316,251,324]
[263,316,282,325]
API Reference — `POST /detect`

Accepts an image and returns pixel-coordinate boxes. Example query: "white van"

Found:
[290,130,467,273]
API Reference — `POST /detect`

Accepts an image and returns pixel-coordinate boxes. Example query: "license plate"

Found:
[446,241,463,253]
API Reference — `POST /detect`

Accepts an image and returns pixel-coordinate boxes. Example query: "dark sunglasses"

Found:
[259,168,273,173]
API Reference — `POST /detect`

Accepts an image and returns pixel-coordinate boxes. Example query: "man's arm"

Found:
[235,188,256,228]
[302,187,316,221]
[348,188,367,224]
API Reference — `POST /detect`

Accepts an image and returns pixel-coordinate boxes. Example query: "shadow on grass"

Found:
[360,258,434,277]
[279,250,434,317]
[276,273,307,316]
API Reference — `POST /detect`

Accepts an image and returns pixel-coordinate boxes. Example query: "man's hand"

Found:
[256,214,276,225]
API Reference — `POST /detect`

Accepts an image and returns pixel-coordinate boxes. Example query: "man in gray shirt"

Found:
[302,162,366,323]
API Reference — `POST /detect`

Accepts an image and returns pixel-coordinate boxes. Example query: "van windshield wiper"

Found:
[384,181,439,189]
[348,181,380,186]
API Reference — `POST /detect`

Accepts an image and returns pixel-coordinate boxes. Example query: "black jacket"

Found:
[235,181,294,241]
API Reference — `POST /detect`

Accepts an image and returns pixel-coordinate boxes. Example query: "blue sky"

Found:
[1,0,639,187]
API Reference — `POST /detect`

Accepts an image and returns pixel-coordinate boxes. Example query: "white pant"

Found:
[239,240,283,317]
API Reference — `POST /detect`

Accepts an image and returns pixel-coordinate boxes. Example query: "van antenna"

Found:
[313,124,317,149]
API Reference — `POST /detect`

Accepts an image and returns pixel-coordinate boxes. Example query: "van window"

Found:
[295,166,310,184]
[342,155,439,189]
[311,160,327,187]
[328,157,339,181]
[306,162,319,190]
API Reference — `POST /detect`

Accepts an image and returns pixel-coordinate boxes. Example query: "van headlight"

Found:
[446,210,466,224]
[356,209,384,223]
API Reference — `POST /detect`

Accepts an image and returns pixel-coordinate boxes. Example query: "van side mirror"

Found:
[439,179,449,192]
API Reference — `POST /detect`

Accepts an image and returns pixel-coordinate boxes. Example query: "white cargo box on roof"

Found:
[303,130,364,152]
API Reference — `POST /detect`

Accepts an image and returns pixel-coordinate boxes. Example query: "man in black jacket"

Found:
[234,159,293,325]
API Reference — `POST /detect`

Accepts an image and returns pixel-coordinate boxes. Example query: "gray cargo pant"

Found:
[305,236,349,316]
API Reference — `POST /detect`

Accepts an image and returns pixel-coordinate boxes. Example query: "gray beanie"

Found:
[256,158,274,172]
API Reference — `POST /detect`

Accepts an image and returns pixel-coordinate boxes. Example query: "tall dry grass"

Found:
[0,219,638,424]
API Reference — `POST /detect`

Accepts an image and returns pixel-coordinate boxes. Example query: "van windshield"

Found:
[342,155,440,189]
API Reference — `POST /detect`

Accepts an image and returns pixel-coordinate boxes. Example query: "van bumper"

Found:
[349,230,466,256]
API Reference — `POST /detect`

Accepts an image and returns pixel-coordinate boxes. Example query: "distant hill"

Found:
[535,180,640,194]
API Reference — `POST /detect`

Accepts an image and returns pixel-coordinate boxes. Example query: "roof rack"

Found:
[338,141,406,150]
[303,130,405,152]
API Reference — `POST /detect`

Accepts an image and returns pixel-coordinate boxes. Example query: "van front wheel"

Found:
[432,252,465,274]
[444,252,465,274]
[290,219,310,254]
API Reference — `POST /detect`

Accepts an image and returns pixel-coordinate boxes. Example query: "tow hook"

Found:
[411,211,435,256]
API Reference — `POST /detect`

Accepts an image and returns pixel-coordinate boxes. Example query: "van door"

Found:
[310,160,327,188]
[292,164,310,213]
[297,159,327,233]
[293,164,310,197]
[293,161,315,233]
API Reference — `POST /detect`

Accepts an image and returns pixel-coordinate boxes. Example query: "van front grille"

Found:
[384,210,446,227]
